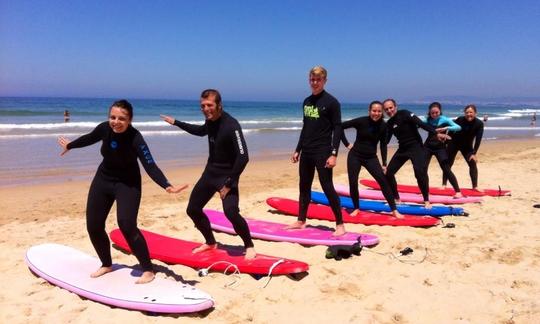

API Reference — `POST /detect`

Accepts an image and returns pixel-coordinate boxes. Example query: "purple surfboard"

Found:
[205,209,379,246]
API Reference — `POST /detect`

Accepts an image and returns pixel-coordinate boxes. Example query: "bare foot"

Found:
[285,221,306,230]
[392,210,404,219]
[192,243,217,254]
[332,224,346,236]
[424,201,432,209]
[473,187,484,192]
[453,192,463,198]
[349,209,360,217]
[244,247,257,260]
[135,271,155,284]
[90,266,113,278]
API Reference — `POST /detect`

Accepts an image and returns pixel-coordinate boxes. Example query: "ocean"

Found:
[1,97,539,186]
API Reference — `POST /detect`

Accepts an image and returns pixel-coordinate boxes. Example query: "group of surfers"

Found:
[57,66,483,283]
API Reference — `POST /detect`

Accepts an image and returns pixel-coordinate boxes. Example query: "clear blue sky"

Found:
[1,0,539,102]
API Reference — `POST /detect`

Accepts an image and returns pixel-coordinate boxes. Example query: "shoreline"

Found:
[2,138,540,322]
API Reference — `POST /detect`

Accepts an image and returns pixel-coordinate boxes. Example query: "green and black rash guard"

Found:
[173,111,249,188]
[386,109,436,149]
[67,122,170,188]
[295,90,342,156]
[341,116,388,166]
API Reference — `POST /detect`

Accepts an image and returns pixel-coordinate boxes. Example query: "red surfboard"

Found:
[360,179,510,197]
[266,197,440,227]
[109,229,308,276]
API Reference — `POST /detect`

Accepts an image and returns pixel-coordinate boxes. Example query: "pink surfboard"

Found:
[25,243,214,313]
[204,209,379,246]
[360,179,511,197]
[334,184,483,204]
[110,229,309,276]
[266,197,440,227]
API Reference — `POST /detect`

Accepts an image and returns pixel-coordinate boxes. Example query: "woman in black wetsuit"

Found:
[58,99,187,284]
[443,104,484,191]
[341,101,402,218]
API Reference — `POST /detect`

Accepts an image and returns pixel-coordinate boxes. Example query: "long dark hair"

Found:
[109,99,133,120]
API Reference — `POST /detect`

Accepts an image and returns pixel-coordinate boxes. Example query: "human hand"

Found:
[166,184,189,193]
[219,186,231,199]
[58,136,71,156]
[160,115,176,125]
[325,155,337,168]
[291,151,299,163]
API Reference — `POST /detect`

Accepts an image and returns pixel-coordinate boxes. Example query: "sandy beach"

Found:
[1,138,539,323]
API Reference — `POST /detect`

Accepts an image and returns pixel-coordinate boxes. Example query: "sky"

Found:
[1,0,539,102]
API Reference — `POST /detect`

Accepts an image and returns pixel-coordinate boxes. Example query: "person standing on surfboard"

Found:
[288,66,346,236]
[341,100,402,218]
[443,104,484,191]
[57,100,188,284]
[161,89,257,260]
[382,99,450,208]
[424,102,463,198]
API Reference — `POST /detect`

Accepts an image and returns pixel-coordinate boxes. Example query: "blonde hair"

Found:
[309,66,327,79]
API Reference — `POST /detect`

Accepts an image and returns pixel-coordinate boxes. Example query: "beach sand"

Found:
[1,138,539,323]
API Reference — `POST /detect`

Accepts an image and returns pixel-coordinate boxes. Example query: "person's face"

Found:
[369,103,383,121]
[309,74,326,95]
[383,101,397,117]
[200,94,222,121]
[464,107,477,122]
[429,107,441,119]
[109,106,131,133]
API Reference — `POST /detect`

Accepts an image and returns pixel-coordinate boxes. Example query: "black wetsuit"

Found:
[67,122,171,272]
[173,111,254,248]
[443,116,484,188]
[341,116,396,210]
[385,110,437,202]
[295,90,343,224]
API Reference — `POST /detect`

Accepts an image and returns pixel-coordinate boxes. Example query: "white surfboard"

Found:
[25,243,214,313]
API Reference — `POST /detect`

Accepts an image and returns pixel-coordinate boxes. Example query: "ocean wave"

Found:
[0,122,99,130]
[487,116,513,120]
[507,108,540,114]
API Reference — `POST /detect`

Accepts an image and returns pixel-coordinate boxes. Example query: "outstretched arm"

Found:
[58,122,106,156]
[134,133,188,191]
[160,114,207,136]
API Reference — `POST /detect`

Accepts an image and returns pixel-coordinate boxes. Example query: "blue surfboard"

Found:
[311,191,466,216]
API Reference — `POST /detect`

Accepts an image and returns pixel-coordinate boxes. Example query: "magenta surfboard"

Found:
[110,229,309,276]
[266,197,440,227]
[334,184,483,204]
[25,243,214,313]
[204,209,379,246]
[360,179,510,197]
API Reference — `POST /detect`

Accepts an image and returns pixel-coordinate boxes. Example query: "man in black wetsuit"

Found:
[288,66,346,236]
[161,89,256,259]
[383,99,449,208]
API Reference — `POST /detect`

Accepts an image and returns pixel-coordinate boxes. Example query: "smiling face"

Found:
[200,94,222,121]
[369,102,384,121]
[464,107,477,122]
[429,106,441,119]
[108,106,131,133]
[383,100,397,118]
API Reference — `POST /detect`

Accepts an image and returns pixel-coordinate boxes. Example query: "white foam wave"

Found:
[0,122,99,130]
[508,108,540,114]
[487,116,513,120]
